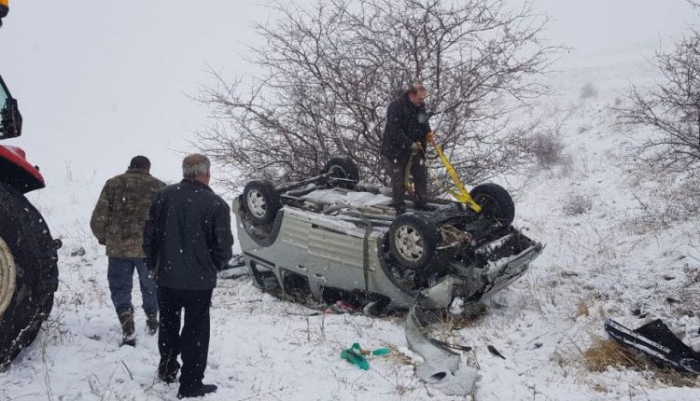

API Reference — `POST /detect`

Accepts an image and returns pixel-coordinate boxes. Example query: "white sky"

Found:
[532,0,696,64]
[0,0,697,188]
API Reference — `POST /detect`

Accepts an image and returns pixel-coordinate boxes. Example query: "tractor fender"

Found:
[0,145,45,193]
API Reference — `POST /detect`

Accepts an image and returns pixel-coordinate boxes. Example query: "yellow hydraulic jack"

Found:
[423,131,482,213]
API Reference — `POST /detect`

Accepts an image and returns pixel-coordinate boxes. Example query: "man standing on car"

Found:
[90,155,165,346]
[143,153,233,399]
[381,82,434,214]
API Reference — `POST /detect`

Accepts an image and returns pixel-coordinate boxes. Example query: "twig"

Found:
[41,337,54,401]
[236,386,286,401]
[121,360,134,381]
[220,299,263,307]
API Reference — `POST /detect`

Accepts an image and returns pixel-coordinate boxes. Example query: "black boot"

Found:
[146,312,158,335]
[177,384,217,398]
[118,309,136,347]
[158,358,180,384]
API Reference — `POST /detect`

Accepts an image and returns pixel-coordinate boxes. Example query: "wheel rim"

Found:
[329,165,347,179]
[0,235,17,318]
[475,195,500,221]
[246,189,268,218]
[394,225,424,262]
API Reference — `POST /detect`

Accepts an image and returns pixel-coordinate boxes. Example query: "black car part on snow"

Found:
[605,318,700,375]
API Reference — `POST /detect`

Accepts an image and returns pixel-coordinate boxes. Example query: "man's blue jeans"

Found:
[107,257,157,315]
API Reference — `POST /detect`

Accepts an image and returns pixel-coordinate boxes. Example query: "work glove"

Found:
[425,132,435,143]
[411,142,422,151]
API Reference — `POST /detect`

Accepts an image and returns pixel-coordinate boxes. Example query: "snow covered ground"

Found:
[2,1,700,400]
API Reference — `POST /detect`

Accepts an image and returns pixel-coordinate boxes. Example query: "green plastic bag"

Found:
[341,343,369,370]
[371,348,391,356]
[340,343,392,370]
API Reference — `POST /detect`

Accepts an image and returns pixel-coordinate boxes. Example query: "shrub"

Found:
[562,194,593,216]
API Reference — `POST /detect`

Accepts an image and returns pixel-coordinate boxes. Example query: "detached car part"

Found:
[605,318,700,374]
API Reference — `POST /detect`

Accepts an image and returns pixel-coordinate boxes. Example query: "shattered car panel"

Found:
[406,304,478,396]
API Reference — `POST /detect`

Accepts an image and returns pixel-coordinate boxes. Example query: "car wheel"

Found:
[322,157,360,189]
[470,183,515,226]
[389,214,440,270]
[0,183,59,368]
[243,180,281,225]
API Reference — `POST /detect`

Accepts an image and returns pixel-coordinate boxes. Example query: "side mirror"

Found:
[1,97,22,139]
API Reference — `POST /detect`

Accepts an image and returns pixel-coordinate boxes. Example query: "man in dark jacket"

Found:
[381,82,433,214]
[143,153,233,399]
[90,155,165,346]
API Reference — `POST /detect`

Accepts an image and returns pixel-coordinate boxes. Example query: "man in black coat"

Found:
[143,153,234,399]
[381,82,433,214]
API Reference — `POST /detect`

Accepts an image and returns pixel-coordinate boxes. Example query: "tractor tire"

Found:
[0,182,59,368]
[470,183,515,226]
[243,180,281,226]
[322,157,360,189]
[388,214,440,271]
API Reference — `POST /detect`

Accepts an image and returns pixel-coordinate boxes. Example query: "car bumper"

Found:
[419,234,543,311]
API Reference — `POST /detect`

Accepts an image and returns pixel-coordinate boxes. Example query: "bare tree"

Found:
[616,3,700,172]
[196,0,557,191]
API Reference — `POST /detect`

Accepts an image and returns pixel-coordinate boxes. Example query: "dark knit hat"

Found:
[129,155,151,169]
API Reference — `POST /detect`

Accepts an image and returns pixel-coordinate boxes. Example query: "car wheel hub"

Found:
[0,235,17,318]
[476,195,498,219]
[330,165,347,179]
[394,226,424,262]
[246,189,267,218]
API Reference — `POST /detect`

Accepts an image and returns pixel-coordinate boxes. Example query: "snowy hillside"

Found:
[2,1,700,401]
[1,46,699,401]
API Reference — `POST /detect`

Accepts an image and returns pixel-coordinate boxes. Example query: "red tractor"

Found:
[1,2,62,369]
[0,1,6,27]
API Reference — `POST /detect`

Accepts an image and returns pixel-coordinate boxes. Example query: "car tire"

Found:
[389,214,440,270]
[322,157,360,189]
[243,180,281,226]
[0,183,59,368]
[470,183,515,226]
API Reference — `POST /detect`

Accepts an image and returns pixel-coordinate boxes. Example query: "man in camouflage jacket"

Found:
[90,155,165,346]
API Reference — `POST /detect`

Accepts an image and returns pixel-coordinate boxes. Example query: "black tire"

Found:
[243,180,281,226]
[0,183,59,368]
[322,157,360,189]
[388,214,441,270]
[470,183,515,226]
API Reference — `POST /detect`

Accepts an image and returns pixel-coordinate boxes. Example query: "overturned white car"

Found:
[232,157,543,315]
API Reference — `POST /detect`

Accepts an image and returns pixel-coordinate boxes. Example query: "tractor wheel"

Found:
[389,214,440,271]
[322,157,360,189]
[470,183,515,226]
[243,180,281,226]
[0,183,59,368]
